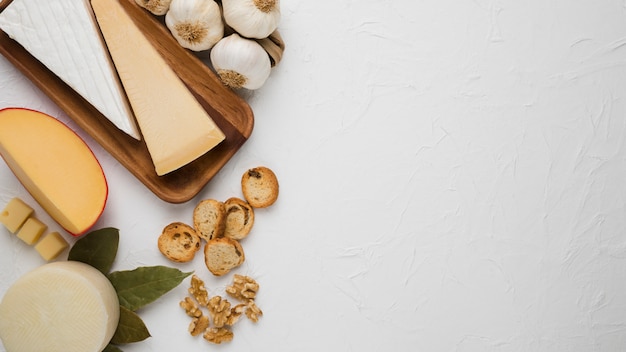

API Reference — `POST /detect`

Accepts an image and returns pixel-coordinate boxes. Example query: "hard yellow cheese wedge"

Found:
[91,0,226,176]
[0,108,108,236]
[0,261,120,352]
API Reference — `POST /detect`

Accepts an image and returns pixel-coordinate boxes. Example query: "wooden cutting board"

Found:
[0,0,254,204]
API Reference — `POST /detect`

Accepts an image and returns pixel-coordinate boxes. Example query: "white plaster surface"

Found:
[2,0,626,351]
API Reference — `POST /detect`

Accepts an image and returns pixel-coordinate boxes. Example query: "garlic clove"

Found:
[165,0,224,51]
[134,0,173,16]
[222,0,281,39]
[210,33,271,90]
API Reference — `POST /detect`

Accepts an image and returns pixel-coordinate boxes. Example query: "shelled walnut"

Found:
[189,274,209,307]
[227,303,246,326]
[203,327,234,344]
[180,296,202,318]
[207,295,232,328]
[245,300,263,323]
[189,315,210,337]
[225,274,259,301]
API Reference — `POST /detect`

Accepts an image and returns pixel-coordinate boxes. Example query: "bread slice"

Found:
[241,166,279,208]
[223,197,254,240]
[204,237,245,276]
[158,222,202,263]
[193,199,226,241]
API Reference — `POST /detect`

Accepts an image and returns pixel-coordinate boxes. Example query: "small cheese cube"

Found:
[16,217,47,245]
[34,232,68,261]
[0,198,33,233]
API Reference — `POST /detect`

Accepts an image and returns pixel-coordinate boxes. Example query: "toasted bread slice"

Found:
[193,199,226,241]
[158,222,202,263]
[223,197,254,240]
[241,166,279,208]
[204,237,245,276]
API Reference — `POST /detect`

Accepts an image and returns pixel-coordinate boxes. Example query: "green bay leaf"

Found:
[103,343,124,352]
[108,266,192,311]
[110,305,151,344]
[68,227,119,275]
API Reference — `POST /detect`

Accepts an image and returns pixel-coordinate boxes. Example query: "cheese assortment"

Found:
[0,108,108,236]
[0,0,140,140]
[0,261,120,352]
[91,0,225,176]
[0,0,227,176]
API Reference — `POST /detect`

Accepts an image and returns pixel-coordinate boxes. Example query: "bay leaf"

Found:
[110,305,151,344]
[108,266,192,311]
[103,344,123,352]
[68,227,119,275]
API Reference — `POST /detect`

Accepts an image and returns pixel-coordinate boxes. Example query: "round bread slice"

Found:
[224,197,255,240]
[204,237,245,276]
[158,222,202,263]
[241,166,279,208]
[193,199,226,241]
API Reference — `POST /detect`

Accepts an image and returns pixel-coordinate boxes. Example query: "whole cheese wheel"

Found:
[0,261,120,352]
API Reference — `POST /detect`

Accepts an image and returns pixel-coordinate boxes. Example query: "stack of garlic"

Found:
[136,0,283,90]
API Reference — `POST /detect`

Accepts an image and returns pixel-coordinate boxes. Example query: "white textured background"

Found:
[2,0,626,351]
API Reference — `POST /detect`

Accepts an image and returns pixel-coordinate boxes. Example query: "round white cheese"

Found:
[0,261,120,352]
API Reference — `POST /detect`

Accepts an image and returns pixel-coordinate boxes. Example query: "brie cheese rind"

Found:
[0,0,141,140]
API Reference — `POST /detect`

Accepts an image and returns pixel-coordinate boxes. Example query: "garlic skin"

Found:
[134,0,172,15]
[222,0,281,39]
[165,0,224,51]
[210,33,271,90]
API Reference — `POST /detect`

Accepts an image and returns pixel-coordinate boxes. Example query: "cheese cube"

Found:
[17,217,47,245]
[0,197,33,233]
[35,232,69,261]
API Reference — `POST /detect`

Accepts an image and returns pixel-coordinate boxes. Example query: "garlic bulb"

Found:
[222,0,281,39]
[165,0,224,51]
[134,0,172,15]
[210,33,271,90]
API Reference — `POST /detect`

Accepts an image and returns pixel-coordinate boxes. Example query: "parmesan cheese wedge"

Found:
[0,0,140,140]
[91,0,226,176]
[0,261,120,352]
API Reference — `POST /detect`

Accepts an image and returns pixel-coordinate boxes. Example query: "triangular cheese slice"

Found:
[0,0,140,140]
[91,0,225,176]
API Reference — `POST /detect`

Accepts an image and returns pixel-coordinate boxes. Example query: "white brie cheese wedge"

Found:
[0,0,141,140]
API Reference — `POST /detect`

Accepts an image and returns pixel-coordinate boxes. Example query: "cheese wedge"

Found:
[91,0,226,176]
[0,261,120,352]
[0,108,108,236]
[0,0,140,140]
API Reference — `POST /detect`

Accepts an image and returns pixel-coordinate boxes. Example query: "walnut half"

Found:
[203,327,234,344]
[207,295,232,328]
[188,274,209,307]
[225,274,259,302]
[245,300,263,323]
[226,303,246,326]
[189,315,210,336]
[180,296,202,318]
